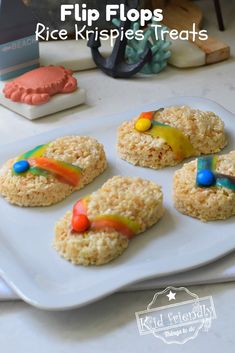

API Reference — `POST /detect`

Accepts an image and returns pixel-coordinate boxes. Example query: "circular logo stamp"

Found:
[135,286,216,344]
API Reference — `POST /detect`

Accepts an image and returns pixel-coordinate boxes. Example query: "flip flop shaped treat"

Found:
[173,151,235,221]
[54,176,164,266]
[117,106,227,169]
[0,136,107,207]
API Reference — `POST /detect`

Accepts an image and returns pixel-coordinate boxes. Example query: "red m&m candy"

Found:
[72,214,90,233]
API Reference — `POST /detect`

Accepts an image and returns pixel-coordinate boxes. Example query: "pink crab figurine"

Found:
[3,66,77,105]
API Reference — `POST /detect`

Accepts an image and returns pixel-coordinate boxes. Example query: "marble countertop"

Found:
[1,283,235,352]
[0,0,235,351]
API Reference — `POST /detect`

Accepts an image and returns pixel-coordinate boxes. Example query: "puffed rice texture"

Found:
[54,176,164,266]
[0,136,107,207]
[173,151,235,221]
[117,105,227,169]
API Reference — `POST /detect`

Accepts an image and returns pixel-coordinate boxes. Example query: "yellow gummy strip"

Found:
[146,125,196,160]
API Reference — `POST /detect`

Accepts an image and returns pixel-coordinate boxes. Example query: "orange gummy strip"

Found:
[90,218,136,239]
[28,157,81,186]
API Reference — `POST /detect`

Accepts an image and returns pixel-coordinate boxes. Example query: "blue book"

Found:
[0,0,39,81]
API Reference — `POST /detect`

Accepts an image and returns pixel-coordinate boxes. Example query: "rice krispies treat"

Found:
[173,151,235,222]
[0,136,107,207]
[54,176,164,266]
[117,105,227,169]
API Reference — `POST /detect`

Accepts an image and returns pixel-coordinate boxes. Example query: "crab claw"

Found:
[4,87,23,102]
[3,83,17,99]
[64,68,74,76]
[61,76,77,93]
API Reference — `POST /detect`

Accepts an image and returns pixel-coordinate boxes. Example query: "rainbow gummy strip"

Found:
[148,122,195,160]
[18,144,49,160]
[216,174,235,190]
[13,143,82,187]
[197,155,217,172]
[90,214,140,238]
[72,198,140,238]
[15,144,50,176]
[136,111,196,160]
[28,157,82,187]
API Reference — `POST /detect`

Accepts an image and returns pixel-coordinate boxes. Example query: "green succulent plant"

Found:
[113,18,171,74]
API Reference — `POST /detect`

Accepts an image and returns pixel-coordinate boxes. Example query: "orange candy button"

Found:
[72,214,90,233]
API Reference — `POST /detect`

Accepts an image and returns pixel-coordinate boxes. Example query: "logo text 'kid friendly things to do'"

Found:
[135,286,216,345]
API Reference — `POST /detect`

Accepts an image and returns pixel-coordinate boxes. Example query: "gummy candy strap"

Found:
[216,173,235,191]
[18,144,49,160]
[136,111,195,160]
[28,157,82,187]
[139,109,164,121]
[72,198,140,238]
[197,156,217,172]
[14,143,82,187]
[90,214,140,238]
[146,123,195,160]
[16,144,50,176]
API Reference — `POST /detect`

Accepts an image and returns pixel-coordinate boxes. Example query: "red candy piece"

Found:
[72,214,90,233]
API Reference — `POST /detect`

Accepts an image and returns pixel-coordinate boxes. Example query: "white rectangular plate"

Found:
[0,87,86,120]
[0,97,234,311]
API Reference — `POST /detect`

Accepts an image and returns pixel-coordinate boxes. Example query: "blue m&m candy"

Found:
[13,160,30,174]
[197,169,215,187]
